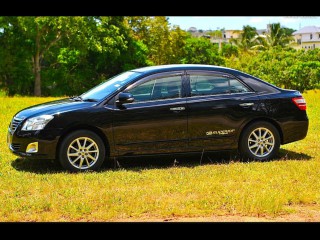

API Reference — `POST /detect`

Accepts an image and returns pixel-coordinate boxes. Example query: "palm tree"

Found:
[230,25,259,53]
[255,23,294,50]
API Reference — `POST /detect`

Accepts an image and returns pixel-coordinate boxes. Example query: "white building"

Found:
[292,26,320,50]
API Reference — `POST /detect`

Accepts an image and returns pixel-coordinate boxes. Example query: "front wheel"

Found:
[239,121,280,161]
[58,130,106,172]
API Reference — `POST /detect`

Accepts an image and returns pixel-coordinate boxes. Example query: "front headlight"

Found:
[21,115,54,131]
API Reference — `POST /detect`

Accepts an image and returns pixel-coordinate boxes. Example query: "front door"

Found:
[112,72,188,156]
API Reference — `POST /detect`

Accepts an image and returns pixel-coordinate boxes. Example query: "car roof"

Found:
[129,64,281,94]
[131,64,238,75]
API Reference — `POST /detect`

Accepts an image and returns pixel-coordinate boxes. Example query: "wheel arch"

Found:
[56,124,110,159]
[238,117,284,149]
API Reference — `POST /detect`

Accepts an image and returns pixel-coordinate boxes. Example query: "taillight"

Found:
[292,97,306,110]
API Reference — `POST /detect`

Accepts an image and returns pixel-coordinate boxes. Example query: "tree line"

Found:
[0,16,319,96]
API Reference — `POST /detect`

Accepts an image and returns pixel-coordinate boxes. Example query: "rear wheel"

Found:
[239,121,280,161]
[58,130,106,172]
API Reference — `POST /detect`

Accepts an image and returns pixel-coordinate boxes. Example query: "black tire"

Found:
[239,121,280,161]
[58,130,106,172]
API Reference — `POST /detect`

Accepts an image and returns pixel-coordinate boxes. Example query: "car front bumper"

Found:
[7,128,61,160]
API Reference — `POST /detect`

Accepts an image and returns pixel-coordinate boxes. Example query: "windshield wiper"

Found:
[83,98,97,102]
[70,96,83,101]
[70,96,97,102]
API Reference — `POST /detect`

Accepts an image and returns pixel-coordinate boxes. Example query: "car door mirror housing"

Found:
[117,92,135,104]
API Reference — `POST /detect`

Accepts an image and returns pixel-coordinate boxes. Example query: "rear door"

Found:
[186,70,259,150]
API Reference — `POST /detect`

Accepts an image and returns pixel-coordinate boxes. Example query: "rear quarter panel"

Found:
[257,92,308,144]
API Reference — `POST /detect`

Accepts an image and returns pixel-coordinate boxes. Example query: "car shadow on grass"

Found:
[109,149,313,172]
[11,158,63,174]
[11,148,312,174]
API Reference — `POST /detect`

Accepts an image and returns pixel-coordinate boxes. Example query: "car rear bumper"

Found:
[281,119,309,144]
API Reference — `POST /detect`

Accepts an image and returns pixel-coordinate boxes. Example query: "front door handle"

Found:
[239,103,254,107]
[170,107,185,111]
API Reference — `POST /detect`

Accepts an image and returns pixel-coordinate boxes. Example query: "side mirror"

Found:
[116,92,134,104]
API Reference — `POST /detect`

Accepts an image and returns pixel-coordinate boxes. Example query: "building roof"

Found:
[187,27,197,32]
[256,29,267,35]
[293,26,320,35]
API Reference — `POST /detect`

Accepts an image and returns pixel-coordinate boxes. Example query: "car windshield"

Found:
[80,71,142,101]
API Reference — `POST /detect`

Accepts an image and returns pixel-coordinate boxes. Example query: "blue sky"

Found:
[167,16,320,31]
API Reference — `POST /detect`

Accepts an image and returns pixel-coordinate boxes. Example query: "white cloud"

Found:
[280,17,299,24]
[249,16,299,25]
[249,17,267,23]
[248,17,279,28]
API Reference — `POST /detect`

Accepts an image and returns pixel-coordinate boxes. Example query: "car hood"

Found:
[15,98,97,119]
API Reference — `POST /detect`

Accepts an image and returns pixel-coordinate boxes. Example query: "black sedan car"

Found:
[7,64,308,172]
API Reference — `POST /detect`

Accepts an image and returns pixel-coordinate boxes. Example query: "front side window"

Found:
[128,75,182,102]
[189,73,251,97]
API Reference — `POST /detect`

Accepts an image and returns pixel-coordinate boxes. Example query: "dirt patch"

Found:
[115,205,320,222]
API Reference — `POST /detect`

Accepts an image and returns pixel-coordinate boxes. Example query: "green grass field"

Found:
[0,91,319,222]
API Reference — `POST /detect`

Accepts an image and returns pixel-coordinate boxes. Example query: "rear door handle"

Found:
[170,107,185,111]
[239,103,254,107]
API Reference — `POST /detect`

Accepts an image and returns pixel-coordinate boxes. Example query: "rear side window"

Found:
[189,73,251,96]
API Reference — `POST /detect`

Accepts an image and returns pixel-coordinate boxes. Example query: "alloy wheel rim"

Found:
[67,137,99,170]
[248,127,275,158]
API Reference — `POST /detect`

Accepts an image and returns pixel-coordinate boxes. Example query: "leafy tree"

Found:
[225,47,320,92]
[221,43,239,58]
[17,17,80,96]
[282,27,296,36]
[126,16,188,65]
[181,36,225,65]
[0,16,138,96]
[0,17,34,96]
[2,17,319,97]
[45,16,148,96]
[0,17,92,96]
[206,30,223,38]
[166,25,188,64]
